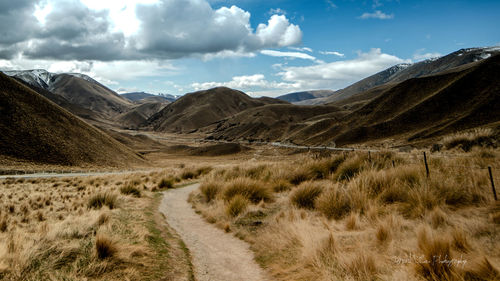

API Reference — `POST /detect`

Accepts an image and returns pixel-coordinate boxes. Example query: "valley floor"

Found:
[1,130,499,280]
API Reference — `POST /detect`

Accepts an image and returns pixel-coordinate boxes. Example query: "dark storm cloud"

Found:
[0,0,40,45]
[23,0,128,61]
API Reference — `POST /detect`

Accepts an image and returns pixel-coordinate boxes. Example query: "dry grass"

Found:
[190,150,500,281]
[226,195,248,217]
[223,178,272,203]
[290,182,323,209]
[443,128,496,152]
[0,166,196,280]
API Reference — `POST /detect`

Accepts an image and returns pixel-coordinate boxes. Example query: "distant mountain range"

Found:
[276,90,334,103]
[121,92,180,103]
[282,46,500,105]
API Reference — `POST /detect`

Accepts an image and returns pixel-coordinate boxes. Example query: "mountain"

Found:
[4,70,133,119]
[298,46,500,105]
[121,92,178,103]
[276,90,335,103]
[147,87,284,133]
[320,53,500,145]
[208,104,346,142]
[208,53,500,146]
[116,102,168,129]
[0,72,142,166]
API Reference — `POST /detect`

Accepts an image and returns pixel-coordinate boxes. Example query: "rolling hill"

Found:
[0,72,142,166]
[208,53,500,146]
[147,87,285,133]
[208,104,346,142]
[116,102,168,129]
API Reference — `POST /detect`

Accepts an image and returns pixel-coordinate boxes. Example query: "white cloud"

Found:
[359,10,394,20]
[260,50,317,61]
[269,8,286,15]
[254,15,302,48]
[0,57,177,86]
[319,51,345,57]
[191,74,299,94]
[1,0,303,61]
[325,0,337,9]
[277,48,409,89]
[413,49,442,61]
[288,46,313,52]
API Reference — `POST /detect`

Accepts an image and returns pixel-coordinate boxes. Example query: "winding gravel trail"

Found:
[159,183,268,281]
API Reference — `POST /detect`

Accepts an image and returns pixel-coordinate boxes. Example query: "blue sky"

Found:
[1,0,499,97]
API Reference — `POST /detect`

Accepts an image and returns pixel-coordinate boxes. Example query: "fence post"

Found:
[392,160,395,168]
[423,152,430,177]
[488,166,497,201]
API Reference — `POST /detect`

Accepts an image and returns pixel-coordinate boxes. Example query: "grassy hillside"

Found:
[0,73,142,166]
[50,74,133,119]
[148,87,284,133]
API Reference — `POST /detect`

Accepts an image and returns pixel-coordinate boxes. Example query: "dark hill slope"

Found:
[12,77,106,122]
[307,54,500,145]
[147,87,283,133]
[209,104,346,142]
[0,73,142,166]
[116,102,168,129]
[49,74,133,118]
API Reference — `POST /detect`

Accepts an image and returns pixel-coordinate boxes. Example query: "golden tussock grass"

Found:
[190,149,500,281]
[0,164,199,280]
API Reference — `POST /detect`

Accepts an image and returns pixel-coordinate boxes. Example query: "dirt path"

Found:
[159,183,268,281]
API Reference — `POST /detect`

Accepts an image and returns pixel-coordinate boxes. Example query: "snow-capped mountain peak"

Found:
[2,69,101,90]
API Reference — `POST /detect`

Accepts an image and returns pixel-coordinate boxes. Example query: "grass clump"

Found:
[316,185,351,219]
[416,228,455,280]
[95,234,118,260]
[226,195,248,217]
[158,178,174,189]
[120,184,142,197]
[443,128,496,152]
[290,182,323,209]
[271,179,292,192]
[224,178,272,203]
[200,181,222,203]
[335,156,365,181]
[87,193,117,209]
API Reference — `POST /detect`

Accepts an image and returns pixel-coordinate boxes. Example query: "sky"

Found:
[1,0,499,97]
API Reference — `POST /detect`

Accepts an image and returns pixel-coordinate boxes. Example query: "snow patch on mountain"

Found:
[2,69,101,90]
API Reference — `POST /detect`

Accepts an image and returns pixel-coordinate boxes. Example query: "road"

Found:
[159,183,268,281]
